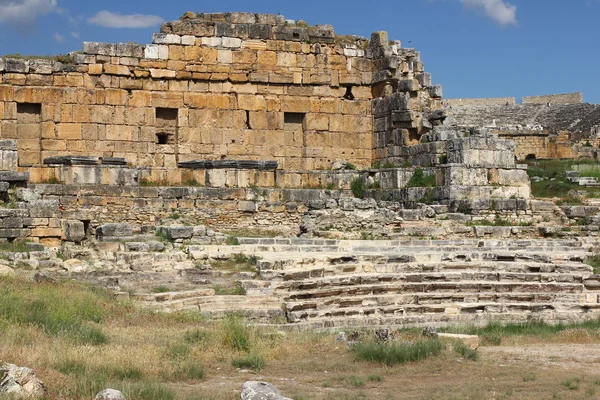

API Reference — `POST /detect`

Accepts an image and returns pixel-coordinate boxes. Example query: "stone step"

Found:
[281,281,586,301]
[256,251,588,271]
[284,292,592,313]
[259,262,592,281]
[283,306,600,328]
[116,251,188,263]
[269,271,589,289]
[137,294,281,312]
[132,288,215,301]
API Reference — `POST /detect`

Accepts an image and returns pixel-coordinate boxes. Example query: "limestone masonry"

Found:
[0,11,600,329]
[0,11,442,181]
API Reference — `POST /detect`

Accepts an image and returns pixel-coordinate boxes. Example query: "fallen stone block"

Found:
[241,381,292,400]
[96,223,133,238]
[95,389,126,400]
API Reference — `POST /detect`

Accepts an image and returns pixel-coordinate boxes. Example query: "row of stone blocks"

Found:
[241,239,600,326]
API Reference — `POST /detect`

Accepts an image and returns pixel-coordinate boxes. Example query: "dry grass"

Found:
[3,276,600,399]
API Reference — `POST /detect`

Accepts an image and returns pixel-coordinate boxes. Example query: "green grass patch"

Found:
[184,328,209,344]
[351,178,366,199]
[585,255,600,274]
[441,318,600,340]
[0,241,32,253]
[151,286,170,294]
[452,341,478,361]
[221,313,251,352]
[351,339,443,365]
[562,377,581,391]
[407,168,436,188]
[0,277,109,345]
[213,283,246,296]
[231,353,265,372]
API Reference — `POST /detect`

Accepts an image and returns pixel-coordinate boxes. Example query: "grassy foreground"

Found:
[3,277,600,399]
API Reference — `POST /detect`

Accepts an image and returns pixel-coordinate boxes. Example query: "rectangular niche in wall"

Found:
[155,107,178,145]
[17,103,42,123]
[284,112,305,131]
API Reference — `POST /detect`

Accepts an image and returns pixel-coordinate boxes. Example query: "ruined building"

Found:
[0,11,444,181]
[445,93,600,160]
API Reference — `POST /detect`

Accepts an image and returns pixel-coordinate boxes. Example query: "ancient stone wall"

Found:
[0,11,444,181]
[445,97,516,107]
[522,92,583,105]
[445,103,600,160]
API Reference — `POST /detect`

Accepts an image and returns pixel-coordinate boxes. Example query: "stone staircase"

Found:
[60,235,600,327]
[237,238,600,327]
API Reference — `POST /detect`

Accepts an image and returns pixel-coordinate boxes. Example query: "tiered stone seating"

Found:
[235,238,600,327]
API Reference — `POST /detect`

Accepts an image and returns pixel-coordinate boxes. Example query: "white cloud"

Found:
[70,31,79,39]
[88,10,164,29]
[53,32,64,42]
[461,0,517,26]
[0,0,57,25]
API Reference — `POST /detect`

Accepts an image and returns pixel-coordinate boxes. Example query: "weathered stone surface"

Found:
[97,223,133,238]
[63,220,86,242]
[0,363,46,399]
[95,389,126,400]
[241,381,292,400]
[157,226,194,240]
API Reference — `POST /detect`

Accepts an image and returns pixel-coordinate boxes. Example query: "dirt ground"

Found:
[171,342,600,400]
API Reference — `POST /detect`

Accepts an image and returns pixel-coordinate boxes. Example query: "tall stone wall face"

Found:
[369,32,443,163]
[445,97,516,107]
[0,12,443,180]
[522,92,583,105]
[0,12,394,176]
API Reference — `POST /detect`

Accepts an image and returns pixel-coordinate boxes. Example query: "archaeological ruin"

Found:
[0,11,600,329]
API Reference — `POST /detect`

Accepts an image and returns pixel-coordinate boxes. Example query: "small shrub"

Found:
[367,374,384,382]
[151,286,170,294]
[213,283,246,296]
[171,361,205,380]
[0,241,32,253]
[222,313,251,352]
[351,178,366,199]
[351,339,443,365]
[167,343,191,361]
[407,168,436,188]
[225,236,240,246]
[155,229,174,244]
[562,377,581,391]
[125,383,176,400]
[184,328,209,344]
[585,255,600,274]
[346,162,357,170]
[452,341,478,361]
[232,353,265,372]
[438,154,448,164]
[344,375,364,388]
[522,372,537,382]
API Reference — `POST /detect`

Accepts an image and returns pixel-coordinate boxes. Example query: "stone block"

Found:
[63,220,85,242]
[28,200,60,218]
[5,59,28,73]
[238,200,257,212]
[152,33,182,45]
[96,223,133,238]
[227,12,256,24]
[221,37,242,48]
[428,84,443,98]
[157,226,193,240]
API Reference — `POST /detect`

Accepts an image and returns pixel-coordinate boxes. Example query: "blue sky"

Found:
[1,0,599,103]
